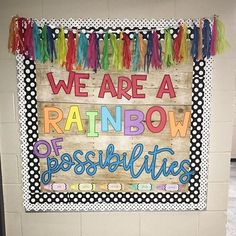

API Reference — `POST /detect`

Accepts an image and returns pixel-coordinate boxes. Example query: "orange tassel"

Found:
[138,32,146,69]
[8,16,24,54]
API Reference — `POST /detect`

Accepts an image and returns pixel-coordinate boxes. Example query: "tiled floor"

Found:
[227,161,236,236]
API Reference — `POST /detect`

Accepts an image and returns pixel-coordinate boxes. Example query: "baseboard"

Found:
[231,156,236,162]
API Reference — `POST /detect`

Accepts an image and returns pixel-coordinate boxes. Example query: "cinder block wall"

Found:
[0,1,235,236]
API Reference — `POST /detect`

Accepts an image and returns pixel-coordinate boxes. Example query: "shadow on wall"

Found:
[0,156,6,236]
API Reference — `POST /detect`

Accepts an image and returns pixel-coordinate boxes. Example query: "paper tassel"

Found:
[95,34,101,72]
[77,33,88,68]
[123,33,131,69]
[191,24,198,59]
[74,32,79,70]
[164,29,174,67]
[66,31,75,71]
[117,33,123,70]
[87,32,100,72]
[101,32,109,70]
[151,31,161,69]
[197,20,203,61]
[41,25,49,63]
[173,25,183,63]
[138,32,146,69]
[144,31,153,72]
[32,22,41,61]
[17,18,26,54]
[7,16,228,72]
[179,24,188,62]
[8,17,26,54]
[202,19,211,59]
[216,17,229,54]
[210,17,217,56]
[24,21,34,59]
[110,34,118,69]
[47,26,57,63]
[87,32,96,69]
[56,27,66,67]
[8,16,19,54]
[132,33,140,71]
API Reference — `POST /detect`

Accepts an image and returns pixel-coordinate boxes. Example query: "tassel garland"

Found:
[8,16,229,72]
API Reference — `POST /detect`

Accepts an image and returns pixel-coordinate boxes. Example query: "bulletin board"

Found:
[14,17,218,212]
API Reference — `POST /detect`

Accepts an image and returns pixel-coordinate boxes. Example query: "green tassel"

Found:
[102,32,109,70]
[164,29,174,67]
[216,17,229,54]
[41,25,49,63]
[110,34,118,69]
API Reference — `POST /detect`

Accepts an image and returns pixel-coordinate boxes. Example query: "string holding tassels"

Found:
[8,16,229,72]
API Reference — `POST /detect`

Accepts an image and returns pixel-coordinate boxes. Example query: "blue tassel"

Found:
[191,24,198,59]
[132,33,140,71]
[144,31,153,73]
[32,22,41,61]
[47,26,57,62]
[77,33,88,68]
[203,19,211,58]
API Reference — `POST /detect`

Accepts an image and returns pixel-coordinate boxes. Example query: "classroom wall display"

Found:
[9,16,228,211]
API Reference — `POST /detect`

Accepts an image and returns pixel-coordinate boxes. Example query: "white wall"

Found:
[232,93,236,157]
[0,0,235,236]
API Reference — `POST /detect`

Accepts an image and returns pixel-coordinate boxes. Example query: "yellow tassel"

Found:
[117,32,123,70]
[56,27,67,67]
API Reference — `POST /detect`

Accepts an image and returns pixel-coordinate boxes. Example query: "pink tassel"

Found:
[17,17,27,54]
[66,31,76,71]
[210,16,217,56]
[24,21,34,60]
[87,32,96,70]
[151,31,161,69]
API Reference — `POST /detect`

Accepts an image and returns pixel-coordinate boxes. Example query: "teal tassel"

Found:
[77,33,88,68]
[132,33,140,71]
[32,22,41,61]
